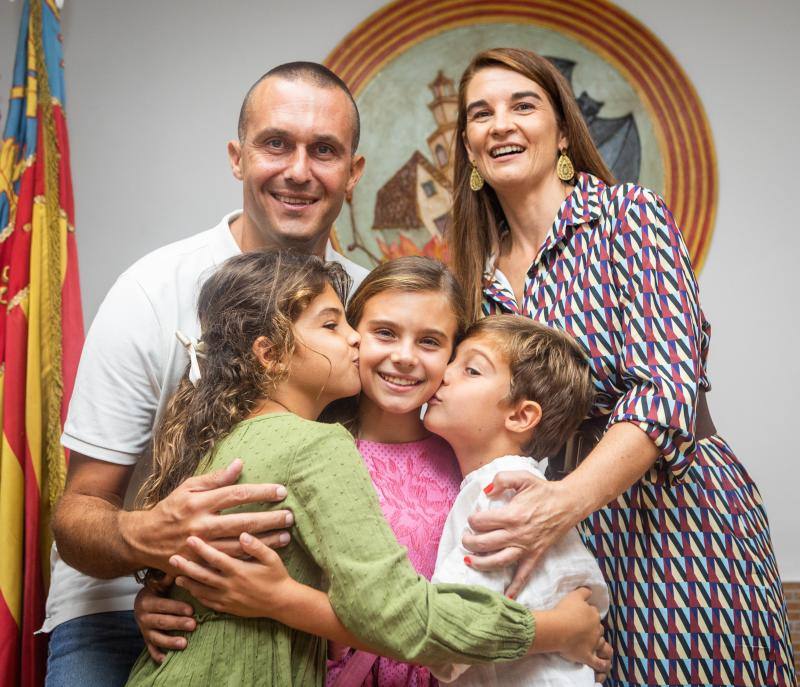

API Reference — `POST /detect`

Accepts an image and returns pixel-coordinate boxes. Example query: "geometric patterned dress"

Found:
[482,172,796,686]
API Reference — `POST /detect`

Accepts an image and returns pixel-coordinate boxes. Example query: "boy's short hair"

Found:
[465,315,594,458]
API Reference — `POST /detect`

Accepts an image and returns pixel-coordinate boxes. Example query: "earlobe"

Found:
[228,140,243,181]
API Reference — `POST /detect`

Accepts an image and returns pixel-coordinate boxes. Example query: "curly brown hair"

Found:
[136,250,350,512]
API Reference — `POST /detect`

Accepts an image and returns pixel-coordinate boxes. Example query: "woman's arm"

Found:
[464,423,658,596]
[560,422,660,520]
[466,186,705,597]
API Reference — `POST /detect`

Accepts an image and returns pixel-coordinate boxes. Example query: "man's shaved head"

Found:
[237,61,360,153]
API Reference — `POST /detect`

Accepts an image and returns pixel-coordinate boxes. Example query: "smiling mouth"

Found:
[271,192,318,207]
[490,145,525,159]
[378,372,422,388]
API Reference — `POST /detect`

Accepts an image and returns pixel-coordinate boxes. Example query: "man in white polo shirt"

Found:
[44,62,369,686]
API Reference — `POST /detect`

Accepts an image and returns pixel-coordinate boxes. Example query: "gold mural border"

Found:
[326,0,717,271]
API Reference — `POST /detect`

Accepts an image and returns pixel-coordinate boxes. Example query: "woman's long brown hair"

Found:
[137,250,349,513]
[451,47,615,321]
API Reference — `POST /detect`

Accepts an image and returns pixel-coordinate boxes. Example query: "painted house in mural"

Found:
[371,71,457,259]
[368,62,640,261]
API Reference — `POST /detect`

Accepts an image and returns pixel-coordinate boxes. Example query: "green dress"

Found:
[126,414,534,686]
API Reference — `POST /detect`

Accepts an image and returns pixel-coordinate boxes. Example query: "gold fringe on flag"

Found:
[31,0,66,509]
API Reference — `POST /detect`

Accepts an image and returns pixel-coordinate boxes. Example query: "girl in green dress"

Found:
[125,249,605,687]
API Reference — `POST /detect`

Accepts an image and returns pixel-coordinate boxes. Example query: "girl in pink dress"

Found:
[324,256,468,687]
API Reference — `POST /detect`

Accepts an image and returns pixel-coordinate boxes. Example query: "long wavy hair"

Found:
[450,47,615,320]
[137,250,350,511]
[321,256,468,433]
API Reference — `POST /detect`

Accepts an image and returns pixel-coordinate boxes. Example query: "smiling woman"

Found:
[464,75,568,195]
[449,47,796,686]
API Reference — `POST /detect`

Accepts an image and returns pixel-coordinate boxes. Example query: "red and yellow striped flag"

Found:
[0,1,84,684]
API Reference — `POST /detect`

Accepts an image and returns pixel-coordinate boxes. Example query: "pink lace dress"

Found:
[326,434,462,687]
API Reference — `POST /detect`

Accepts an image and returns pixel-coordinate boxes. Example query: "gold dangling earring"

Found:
[469,162,484,192]
[556,149,575,182]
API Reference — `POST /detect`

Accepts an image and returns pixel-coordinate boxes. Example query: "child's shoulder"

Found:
[220,414,358,473]
[276,416,357,453]
[220,414,354,457]
[233,413,350,437]
[457,455,545,504]
[466,455,544,485]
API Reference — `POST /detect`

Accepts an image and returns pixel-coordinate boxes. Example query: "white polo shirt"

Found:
[43,211,369,631]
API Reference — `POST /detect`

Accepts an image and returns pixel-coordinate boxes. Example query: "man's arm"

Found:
[52,453,292,579]
[52,453,137,578]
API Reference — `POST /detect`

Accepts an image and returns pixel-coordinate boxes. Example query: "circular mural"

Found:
[325,0,717,272]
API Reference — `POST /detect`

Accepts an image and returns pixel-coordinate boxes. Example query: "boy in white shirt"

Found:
[424,315,609,687]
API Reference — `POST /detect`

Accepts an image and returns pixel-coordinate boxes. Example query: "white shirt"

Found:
[430,455,609,687]
[43,211,369,631]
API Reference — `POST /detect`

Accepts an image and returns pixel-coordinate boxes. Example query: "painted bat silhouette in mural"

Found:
[355,59,641,263]
[548,57,641,184]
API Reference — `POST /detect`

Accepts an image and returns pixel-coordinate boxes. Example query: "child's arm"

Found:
[169,534,608,668]
[169,533,371,651]
[283,425,534,666]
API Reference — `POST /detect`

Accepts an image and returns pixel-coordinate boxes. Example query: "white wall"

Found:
[2,0,798,578]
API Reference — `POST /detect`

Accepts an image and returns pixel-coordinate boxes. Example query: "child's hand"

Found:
[531,588,611,674]
[553,588,609,670]
[593,637,613,684]
[170,533,293,618]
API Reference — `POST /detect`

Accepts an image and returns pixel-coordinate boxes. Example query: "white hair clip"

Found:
[175,330,207,386]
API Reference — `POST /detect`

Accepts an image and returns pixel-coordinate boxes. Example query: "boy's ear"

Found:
[505,399,542,436]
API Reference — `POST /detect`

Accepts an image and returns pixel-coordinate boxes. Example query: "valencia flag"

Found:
[0,1,84,684]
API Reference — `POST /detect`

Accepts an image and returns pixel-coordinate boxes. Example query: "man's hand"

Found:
[53,453,291,579]
[463,470,581,599]
[134,584,196,664]
[170,533,293,618]
[121,459,292,573]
